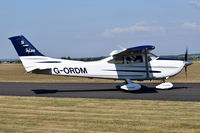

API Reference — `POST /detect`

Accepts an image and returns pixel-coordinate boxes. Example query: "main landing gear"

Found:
[116,78,173,91]
[116,79,141,91]
[156,79,173,89]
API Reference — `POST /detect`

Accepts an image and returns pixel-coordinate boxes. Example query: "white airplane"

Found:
[9,35,192,91]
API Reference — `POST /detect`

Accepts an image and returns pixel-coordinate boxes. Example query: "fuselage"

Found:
[21,55,185,81]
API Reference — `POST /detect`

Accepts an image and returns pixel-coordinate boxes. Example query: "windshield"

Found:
[148,53,158,61]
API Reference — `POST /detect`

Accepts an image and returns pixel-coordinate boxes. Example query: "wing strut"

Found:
[144,49,150,79]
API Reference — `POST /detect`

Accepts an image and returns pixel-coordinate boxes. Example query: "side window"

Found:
[108,57,124,64]
[133,55,143,63]
[126,57,131,64]
[108,55,143,64]
[126,55,143,64]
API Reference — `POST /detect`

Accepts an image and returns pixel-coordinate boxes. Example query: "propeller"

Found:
[184,48,193,79]
[185,48,188,62]
[184,48,188,79]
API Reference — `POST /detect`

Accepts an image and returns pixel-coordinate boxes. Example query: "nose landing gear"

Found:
[156,79,173,89]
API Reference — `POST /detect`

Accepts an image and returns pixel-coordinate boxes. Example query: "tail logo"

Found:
[9,35,44,56]
[25,48,35,54]
[21,40,25,44]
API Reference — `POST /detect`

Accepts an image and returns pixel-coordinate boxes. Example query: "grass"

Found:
[0,96,200,133]
[0,63,200,83]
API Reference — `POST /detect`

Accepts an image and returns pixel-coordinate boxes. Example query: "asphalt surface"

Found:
[0,82,200,101]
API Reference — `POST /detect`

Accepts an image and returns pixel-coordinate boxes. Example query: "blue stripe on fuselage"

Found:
[157,57,183,61]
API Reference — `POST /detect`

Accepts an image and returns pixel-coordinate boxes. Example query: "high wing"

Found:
[112,45,155,57]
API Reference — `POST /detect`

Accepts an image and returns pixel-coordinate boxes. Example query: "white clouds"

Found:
[103,21,200,38]
[103,22,165,37]
[182,22,200,30]
[190,0,200,8]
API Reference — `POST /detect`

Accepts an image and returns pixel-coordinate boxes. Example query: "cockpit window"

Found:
[126,55,143,64]
[108,55,143,64]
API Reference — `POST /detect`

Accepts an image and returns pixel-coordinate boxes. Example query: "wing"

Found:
[112,45,155,57]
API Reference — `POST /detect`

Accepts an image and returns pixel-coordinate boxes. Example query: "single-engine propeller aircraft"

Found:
[9,35,193,91]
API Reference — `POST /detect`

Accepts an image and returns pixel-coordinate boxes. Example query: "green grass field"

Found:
[0,96,200,133]
[0,63,200,83]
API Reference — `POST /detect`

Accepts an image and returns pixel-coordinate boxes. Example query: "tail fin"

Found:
[9,35,44,56]
[9,35,47,72]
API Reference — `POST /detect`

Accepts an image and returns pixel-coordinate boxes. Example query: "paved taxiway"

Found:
[0,82,200,101]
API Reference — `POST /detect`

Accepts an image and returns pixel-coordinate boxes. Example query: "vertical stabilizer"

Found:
[9,35,47,72]
[9,35,44,56]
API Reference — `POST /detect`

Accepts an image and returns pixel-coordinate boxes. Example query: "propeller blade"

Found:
[185,48,188,61]
[184,48,188,79]
[185,65,187,79]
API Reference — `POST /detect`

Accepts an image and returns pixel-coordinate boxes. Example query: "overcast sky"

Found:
[1,0,200,59]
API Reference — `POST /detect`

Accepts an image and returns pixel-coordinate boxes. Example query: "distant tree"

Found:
[61,56,71,60]
[61,56,107,61]
[15,60,21,63]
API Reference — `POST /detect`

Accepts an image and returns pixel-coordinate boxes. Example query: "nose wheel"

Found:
[156,79,173,89]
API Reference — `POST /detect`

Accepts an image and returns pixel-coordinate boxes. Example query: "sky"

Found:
[0,0,200,59]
